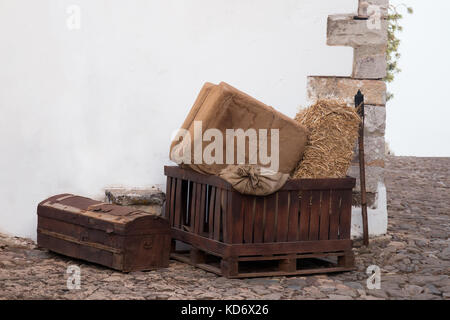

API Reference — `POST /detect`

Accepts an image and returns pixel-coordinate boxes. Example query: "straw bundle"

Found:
[292,99,361,179]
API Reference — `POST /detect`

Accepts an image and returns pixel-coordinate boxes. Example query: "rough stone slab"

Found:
[347,165,384,193]
[105,187,165,206]
[307,76,386,106]
[352,135,386,165]
[126,204,163,215]
[327,14,387,48]
[353,45,387,79]
[358,0,389,18]
[364,105,386,136]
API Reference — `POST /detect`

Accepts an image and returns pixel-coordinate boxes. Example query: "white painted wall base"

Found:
[350,182,388,238]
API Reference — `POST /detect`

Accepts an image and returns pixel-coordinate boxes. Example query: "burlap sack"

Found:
[218,165,290,196]
[170,82,308,195]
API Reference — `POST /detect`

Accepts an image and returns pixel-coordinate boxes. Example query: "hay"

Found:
[292,99,361,179]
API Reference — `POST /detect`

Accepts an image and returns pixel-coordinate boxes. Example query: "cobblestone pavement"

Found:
[0,156,449,300]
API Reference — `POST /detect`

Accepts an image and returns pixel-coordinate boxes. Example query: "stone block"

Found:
[347,165,384,193]
[352,135,386,166]
[353,45,387,79]
[105,187,165,215]
[327,14,387,48]
[364,105,386,136]
[358,0,389,18]
[307,76,386,106]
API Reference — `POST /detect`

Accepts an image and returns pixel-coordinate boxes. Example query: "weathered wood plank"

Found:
[308,191,321,241]
[232,192,244,244]
[165,177,172,221]
[263,193,277,243]
[222,191,230,243]
[329,190,342,240]
[173,178,182,229]
[299,190,311,241]
[229,239,352,256]
[253,197,264,243]
[213,188,221,241]
[282,178,356,190]
[243,197,255,244]
[189,182,198,233]
[164,166,356,191]
[287,191,299,241]
[208,187,216,239]
[197,184,206,235]
[164,166,231,190]
[319,190,331,240]
[276,191,289,242]
[170,177,177,226]
[339,190,353,240]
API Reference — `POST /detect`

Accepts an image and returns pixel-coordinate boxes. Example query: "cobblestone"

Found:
[0,156,448,300]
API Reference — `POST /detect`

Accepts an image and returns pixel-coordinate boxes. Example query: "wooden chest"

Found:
[37,194,171,272]
[164,166,356,278]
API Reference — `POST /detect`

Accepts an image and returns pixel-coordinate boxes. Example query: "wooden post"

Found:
[355,90,369,246]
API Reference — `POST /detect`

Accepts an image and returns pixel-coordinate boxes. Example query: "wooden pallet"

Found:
[164,166,356,278]
[171,243,355,278]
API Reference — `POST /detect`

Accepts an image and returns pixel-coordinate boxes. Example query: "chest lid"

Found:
[37,194,168,235]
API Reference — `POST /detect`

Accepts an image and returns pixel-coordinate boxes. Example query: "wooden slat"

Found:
[263,193,277,243]
[227,266,354,279]
[238,251,345,262]
[164,166,356,191]
[282,177,356,190]
[213,188,221,241]
[170,177,177,226]
[287,191,299,241]
[170,231,352,273]
[171,228,229,257]
[165,177,172,221]
[173,178,182,229]
[189,182,197,232]
[339,190,353,240]
[226,191,235,244]
[276,191,289,242]
[184,181,190,226]
[222,191,229,243]
[329,190,342,240]
[253,197,264,243]
[308,191,321,240]
[164,166,231,190]
[182,180,189,226]
[194,183,202,234]
[319,190,331,240]
[299,190,311,241]
[229,239,352,256]
[208,187,216,239]
[197,184,206,235]
[243,196,255,244]
[231,192,244,244]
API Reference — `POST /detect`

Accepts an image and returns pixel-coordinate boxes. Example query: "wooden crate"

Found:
[164,166,356,278]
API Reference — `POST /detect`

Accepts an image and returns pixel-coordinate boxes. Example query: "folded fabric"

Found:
[170,81,308,195]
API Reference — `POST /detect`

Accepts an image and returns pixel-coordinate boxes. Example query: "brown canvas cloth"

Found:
[170,82,308,195]
[218,165,289,196]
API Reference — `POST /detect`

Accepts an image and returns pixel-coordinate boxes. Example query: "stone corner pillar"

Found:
[307,0,389,238]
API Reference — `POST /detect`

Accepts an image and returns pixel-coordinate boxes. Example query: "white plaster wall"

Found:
[0,0,356,239]
[351,183,388,238]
